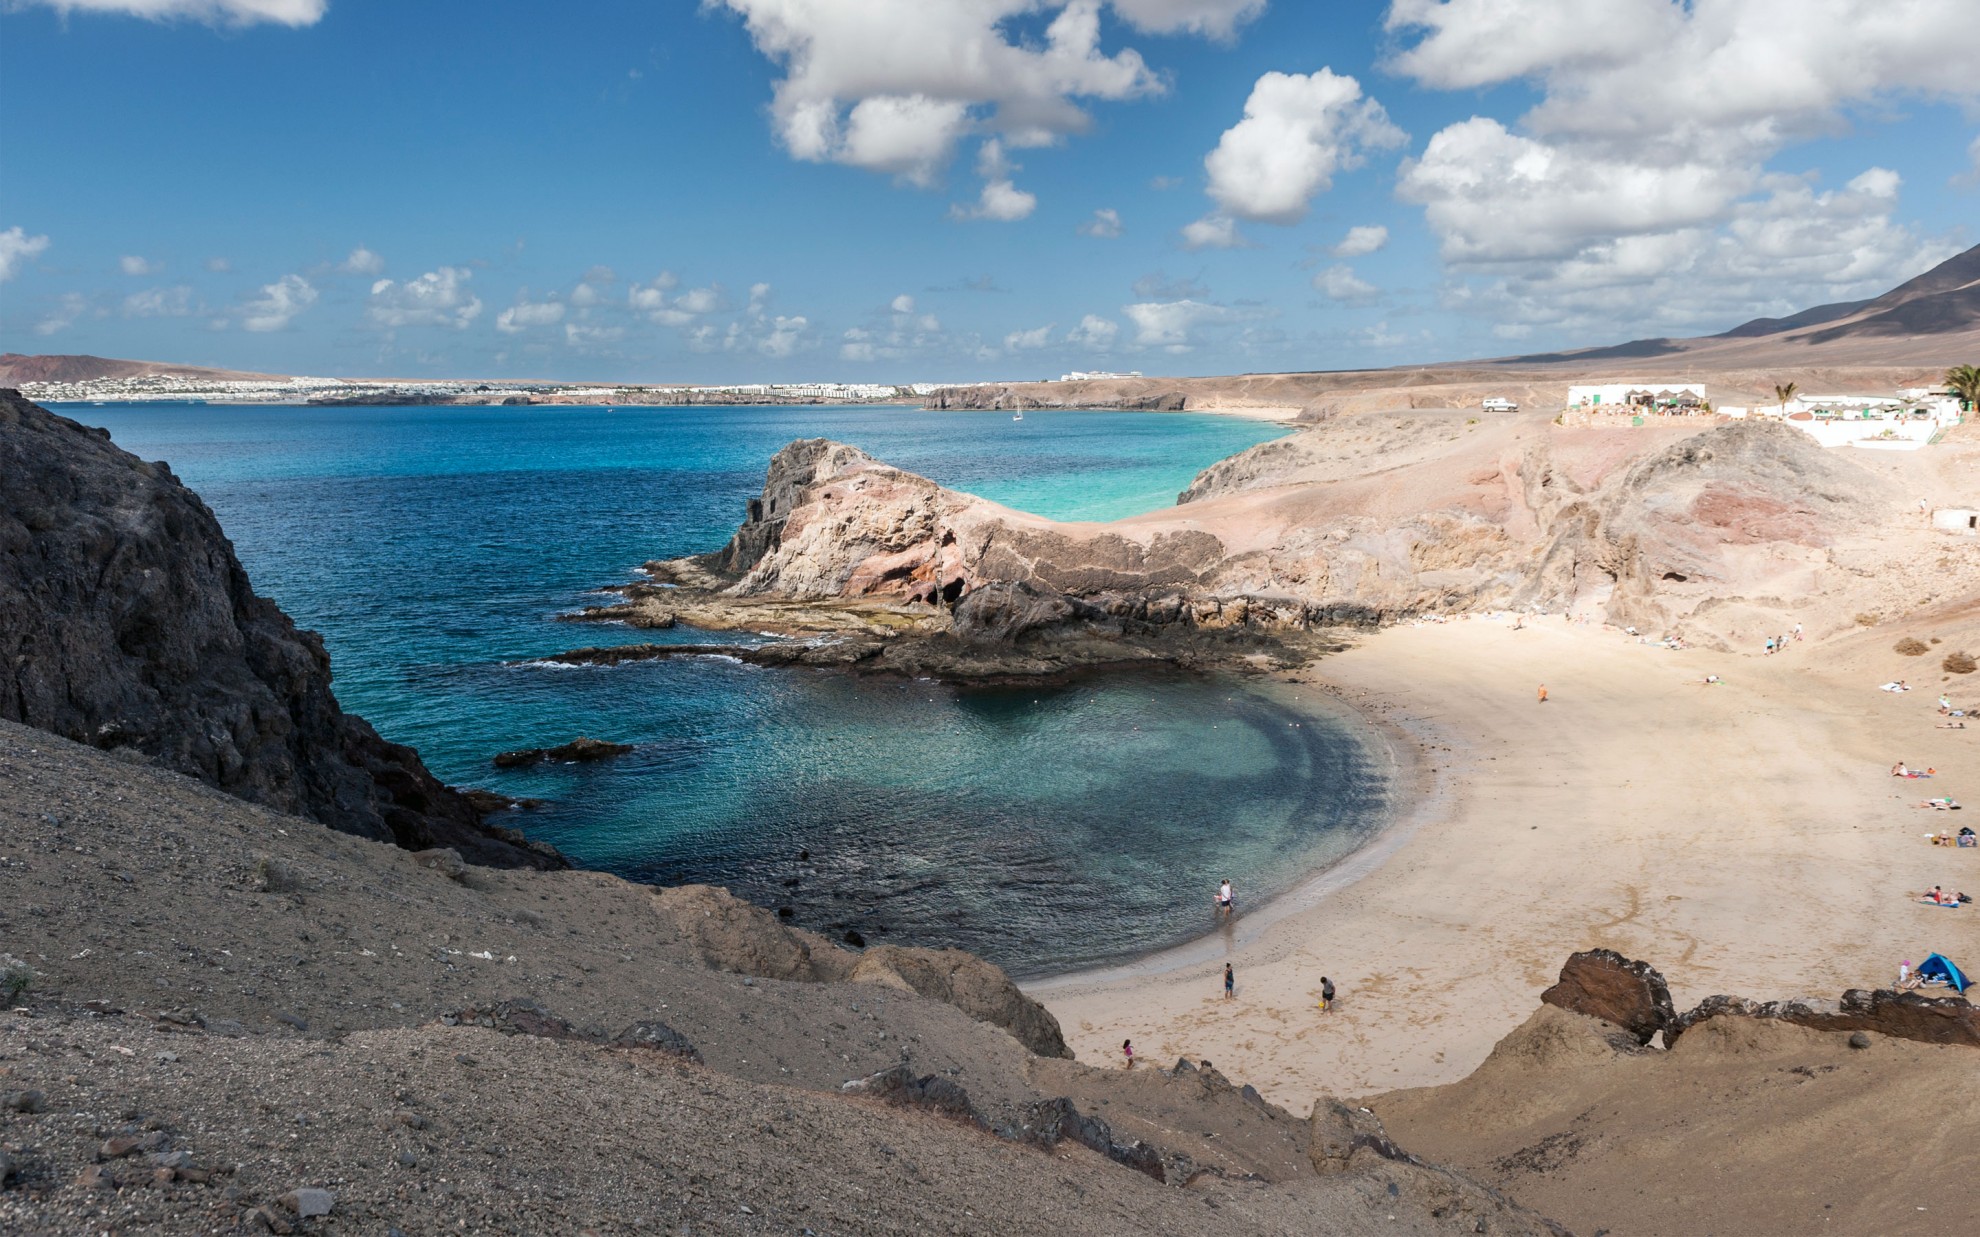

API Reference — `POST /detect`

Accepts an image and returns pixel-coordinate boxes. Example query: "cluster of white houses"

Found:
[1556,379,1966,451]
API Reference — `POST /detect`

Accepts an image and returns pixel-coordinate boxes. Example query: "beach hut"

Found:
[1915,952,1968,993]
[1931,508,1980,535]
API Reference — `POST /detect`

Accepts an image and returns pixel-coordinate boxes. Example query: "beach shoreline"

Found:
[1029,614,1979,1110]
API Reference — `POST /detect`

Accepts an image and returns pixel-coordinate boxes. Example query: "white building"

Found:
[1059,370,1143,382]
[1566,382,1708,409]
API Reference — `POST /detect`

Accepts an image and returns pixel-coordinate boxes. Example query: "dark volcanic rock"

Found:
[492,736,634,768]
[1539,949,1677,1045]
[0,390,560,869]
[1667,987,1979,1049]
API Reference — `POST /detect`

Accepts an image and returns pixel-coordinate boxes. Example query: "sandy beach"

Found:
[1033,615,1980,1107]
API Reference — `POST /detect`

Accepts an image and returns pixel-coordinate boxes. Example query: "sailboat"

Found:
[1012,411,1024,421]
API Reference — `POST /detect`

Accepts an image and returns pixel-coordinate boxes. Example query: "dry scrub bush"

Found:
[1945,651,1977,675]
[1856,612,1881,627]
[1896,637,1930,656]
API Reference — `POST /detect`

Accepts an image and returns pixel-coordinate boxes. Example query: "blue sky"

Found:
[1,0,1975,382]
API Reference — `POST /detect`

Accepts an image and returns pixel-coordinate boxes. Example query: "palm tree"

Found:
[1947,365,1980,413]
[1773,381,1798,415]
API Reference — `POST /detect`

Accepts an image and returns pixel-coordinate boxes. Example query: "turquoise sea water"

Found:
[66,402,1389,976]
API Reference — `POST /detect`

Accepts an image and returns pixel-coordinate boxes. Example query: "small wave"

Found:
[509,659,612,671]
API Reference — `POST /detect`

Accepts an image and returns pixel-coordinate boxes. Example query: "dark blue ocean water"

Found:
[66,402,1389,976]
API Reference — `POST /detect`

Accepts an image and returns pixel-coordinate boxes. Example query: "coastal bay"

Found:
[1036,614,1980,1106]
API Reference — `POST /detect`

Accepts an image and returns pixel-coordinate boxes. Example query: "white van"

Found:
[1481,397,1518,413]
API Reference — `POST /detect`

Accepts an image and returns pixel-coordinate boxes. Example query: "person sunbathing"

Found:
[1893,762,1910,776]
[1938,720,1967,729]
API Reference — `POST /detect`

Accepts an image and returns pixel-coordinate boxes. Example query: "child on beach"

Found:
[1224,963,1235,1000]
[1537,684,1548,704]
[1122,1039,1134,1069]
[1319,976,1335,1012]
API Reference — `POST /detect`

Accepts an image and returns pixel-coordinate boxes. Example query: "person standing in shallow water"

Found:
[1217,878,1235,921]
[1224,962,1235,1000]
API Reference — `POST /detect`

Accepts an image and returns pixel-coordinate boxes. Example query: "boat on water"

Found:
[1013,411,1024,421]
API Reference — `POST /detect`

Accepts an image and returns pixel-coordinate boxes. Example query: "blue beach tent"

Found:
[1916,953,1969,993]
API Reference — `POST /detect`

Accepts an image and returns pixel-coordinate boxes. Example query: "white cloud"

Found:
[495,299,566,334]
[1387,0,1980,329]
[713,0,1187,189]
[890,293,917,313]
[1315,264,1377,301]
[565,322,626,348]
[339,246,385,276]
[1201,69,1404,224]
[748,282,773,312]
[950,139,1037,221]
[18,1,325,26]
[366,267,481,330]
[1132,270,1207,299]
[1066,313,1119,350]
[569,283,602,308]
[1108,0,1265,38]
[1003,323,1054,351]
[241,273,317,332]
[119,255,161,276]
[0,227,51,282]
[631,273,730,326]
[35,292,89,336]
[203,256,231,273]
[122,285,195,317]
[1123,298,1232,351]
[1331,224,1388,257]
[1181,213,1242,249]
[1078,207,1123,238]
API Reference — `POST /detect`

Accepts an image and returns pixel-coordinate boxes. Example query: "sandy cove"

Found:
[1032,615,1980,1108]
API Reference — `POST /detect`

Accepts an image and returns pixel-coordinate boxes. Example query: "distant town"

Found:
[16,369,1149,408]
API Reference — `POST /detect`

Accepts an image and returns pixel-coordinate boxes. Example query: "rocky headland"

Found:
[558,405,1918,682]
[0,390,556,869]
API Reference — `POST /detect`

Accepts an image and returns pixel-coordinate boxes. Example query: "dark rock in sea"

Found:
[843,929,866,948]
[491,736,634,768]
[1540,949,1677,1046]
[0,390,561,870]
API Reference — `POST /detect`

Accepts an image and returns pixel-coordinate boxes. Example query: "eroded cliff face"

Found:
[0,391,559,868]
[653,416,1894,663]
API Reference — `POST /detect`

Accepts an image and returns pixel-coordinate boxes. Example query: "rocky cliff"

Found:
[568,413,1900,675]
[0,390,558,868]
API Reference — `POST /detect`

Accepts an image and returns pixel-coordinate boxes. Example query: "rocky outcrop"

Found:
[491,736,633,768]
[0,390,558,869]
[1539,948,1678,1045]
[925,385,1187,412]
[1667,987,1979,1049]
[850,946,1071,1059]
[648,885,1072,1058]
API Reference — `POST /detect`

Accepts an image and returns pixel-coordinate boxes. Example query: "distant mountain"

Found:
[1492,244,1980,368]
[0,353,284,385]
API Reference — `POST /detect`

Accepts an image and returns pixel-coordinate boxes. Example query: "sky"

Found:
[1,0,1976,383]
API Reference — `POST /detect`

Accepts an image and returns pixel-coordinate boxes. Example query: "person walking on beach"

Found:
[1537,683,1548,704]
[1217,878,1235,921]
[1319,976,1336,1012]
[1122,1038,1135,1069]
[1223,963,1235,1000]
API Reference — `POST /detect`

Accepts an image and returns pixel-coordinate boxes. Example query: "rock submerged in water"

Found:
[492,736,634,768]
[0,391,561,870]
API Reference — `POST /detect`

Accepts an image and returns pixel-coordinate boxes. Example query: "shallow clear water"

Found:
[66,401,1389,976]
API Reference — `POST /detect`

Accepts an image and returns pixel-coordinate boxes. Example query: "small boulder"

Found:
[1,1089,46,1113]
[411,848,468,882]
[76,1164,114,1191]
[0,1148,16,1188]
[280,1187,335,1218]
[1849,1030,1872,1049]
[613,1020,703,1063]
[1539,949,1676,1046]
